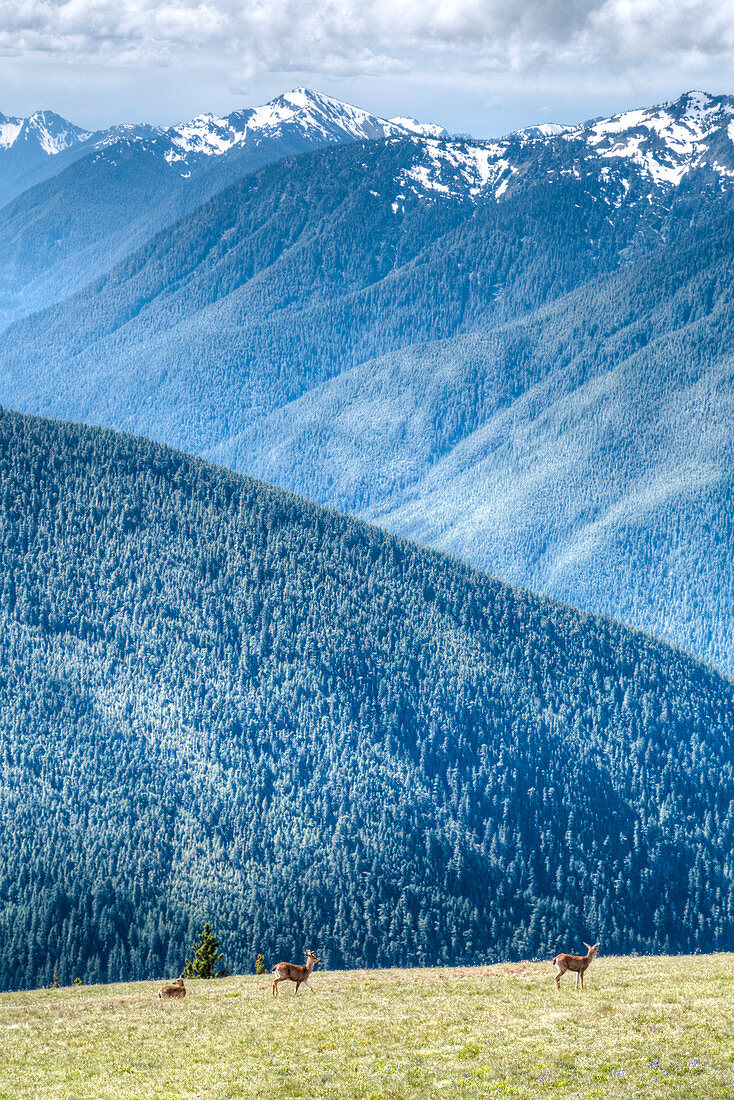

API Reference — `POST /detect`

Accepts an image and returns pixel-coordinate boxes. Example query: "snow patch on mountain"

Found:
[165,114,234,160]
[394,90,734,207]
[0,116,23,150]
[397,138,515,204]
[511,122,574,140]
[404,164,450,194]
[568,91,734,187]
[5,86,734,214]
[31,112,92,155]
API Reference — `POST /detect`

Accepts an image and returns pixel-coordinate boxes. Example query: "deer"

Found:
[158,975,186,999]
[553,942,599,990]
[272,950,321,996]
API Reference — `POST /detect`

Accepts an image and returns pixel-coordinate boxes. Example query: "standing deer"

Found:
[272,950,321,996]
[553,942,599,989]
[158,975,186,999]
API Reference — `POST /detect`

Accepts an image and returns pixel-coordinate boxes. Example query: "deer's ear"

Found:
[583,943,591,950]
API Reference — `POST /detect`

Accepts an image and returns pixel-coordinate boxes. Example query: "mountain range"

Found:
[0,89,446,328]
[1,88,733,674]
[2,406,734,990]
[0,88,447,206]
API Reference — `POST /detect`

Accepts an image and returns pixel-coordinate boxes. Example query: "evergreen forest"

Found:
[1,407,734,991]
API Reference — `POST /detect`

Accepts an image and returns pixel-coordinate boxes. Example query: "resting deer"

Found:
[553,942,599,990]
[272,950,320,996]
[158,975,186,999]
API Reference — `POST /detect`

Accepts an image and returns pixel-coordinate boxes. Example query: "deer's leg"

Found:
[304,979,314,992]
[575,971,580,990]
[295,980,301,995]
[555,965,562,989]
[273,978,281,997]
[580,970,584,990]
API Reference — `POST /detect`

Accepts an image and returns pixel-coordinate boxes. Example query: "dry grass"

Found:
[2,955,734,1098]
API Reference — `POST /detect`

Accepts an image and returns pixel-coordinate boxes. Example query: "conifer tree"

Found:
[182,924,229,979]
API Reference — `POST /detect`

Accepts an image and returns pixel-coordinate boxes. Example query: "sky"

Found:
[2,0,734,136]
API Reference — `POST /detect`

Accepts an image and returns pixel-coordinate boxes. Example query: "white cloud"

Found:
[3,0,734,77]
[582,0,734,66]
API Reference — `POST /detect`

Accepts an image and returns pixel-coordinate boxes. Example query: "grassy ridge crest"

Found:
[1,955,732,1098]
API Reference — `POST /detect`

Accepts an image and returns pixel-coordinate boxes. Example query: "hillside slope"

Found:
[0,133,678,447]
[1,408,734,990]
[210,204,734,671]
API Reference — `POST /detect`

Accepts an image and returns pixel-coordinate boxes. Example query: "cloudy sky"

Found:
[2,0,733,135]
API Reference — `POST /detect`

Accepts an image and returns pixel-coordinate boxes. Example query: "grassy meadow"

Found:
[1,955,734,1098]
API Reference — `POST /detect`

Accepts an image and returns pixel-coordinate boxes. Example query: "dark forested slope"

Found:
[1,407,734,991]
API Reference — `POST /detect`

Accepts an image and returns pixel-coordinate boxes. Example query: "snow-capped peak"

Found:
[162,88,443,164]
[389,116,450,140]
[281,87,322,109]
[26,110,92,155]
[0,89,449,185]
[386,89,734,211]
[6,87,734,211]
[0,109,92,155]
[239,87,403,139]
[563,89,734,186]
[510,122,574,141]
[580,90,733,145]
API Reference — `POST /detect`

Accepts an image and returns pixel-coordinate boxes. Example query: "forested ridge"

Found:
[6,125,729,459]
[0,137,647,447]
[2,407,734,991]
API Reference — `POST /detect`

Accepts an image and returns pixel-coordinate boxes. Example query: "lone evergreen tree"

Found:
[255,954,267,975]
[182,923,229,979]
